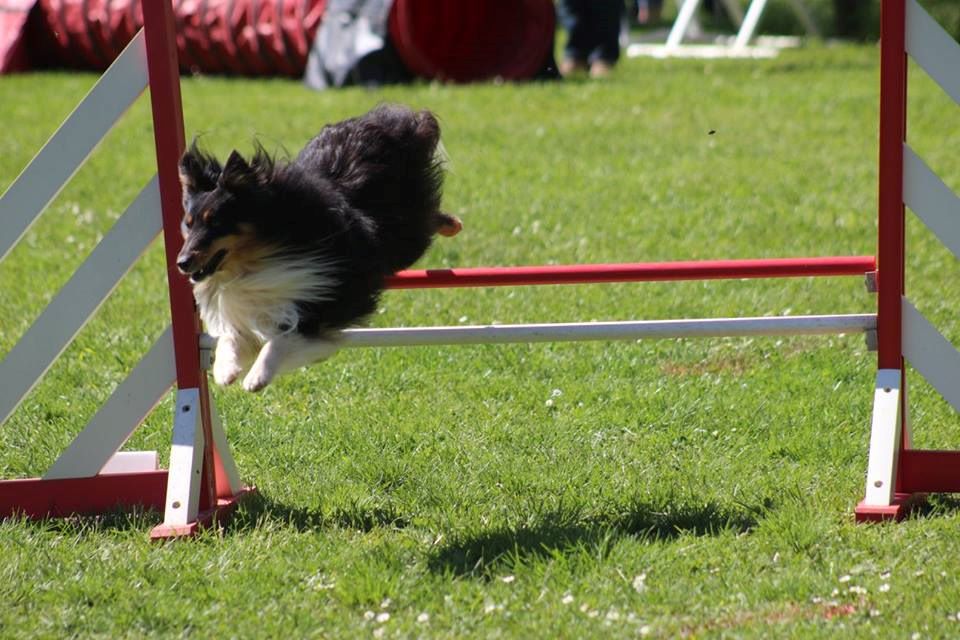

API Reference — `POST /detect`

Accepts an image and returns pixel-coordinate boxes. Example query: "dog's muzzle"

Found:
[178,249,228,283]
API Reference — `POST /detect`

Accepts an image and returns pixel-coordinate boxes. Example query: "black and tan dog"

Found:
[176,104,461,391]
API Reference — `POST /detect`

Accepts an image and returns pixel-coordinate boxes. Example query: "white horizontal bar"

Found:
[904,144,960,261]
[100,451,160,475]
[331,314,876,348]
[906,0,960,106]
[44,328,175,479]
[902,298,960,416]
[0,177,162,427]
[627,43,780,59]
[0,30,148,262]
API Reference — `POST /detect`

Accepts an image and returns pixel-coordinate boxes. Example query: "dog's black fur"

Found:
[176,103,460,391]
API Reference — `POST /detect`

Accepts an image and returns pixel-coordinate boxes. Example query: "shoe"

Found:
[559,58,588,77]
[589,60,614,78]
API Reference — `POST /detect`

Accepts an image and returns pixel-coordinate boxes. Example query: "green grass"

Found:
[2,45,960,638]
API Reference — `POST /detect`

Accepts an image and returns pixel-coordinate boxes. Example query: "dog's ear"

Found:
[219,145,274,191]
[179,140,221,198]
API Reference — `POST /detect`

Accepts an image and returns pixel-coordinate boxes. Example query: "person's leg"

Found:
[588,0,624,76]
[589,0,624,64]
[558,0,591,74]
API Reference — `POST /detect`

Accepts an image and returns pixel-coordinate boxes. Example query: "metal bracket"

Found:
[199,333,216,371]
[865,271,879,293]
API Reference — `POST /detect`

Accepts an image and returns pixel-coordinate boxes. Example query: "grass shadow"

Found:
[4,506,164,537]
[905,493,960,520]
[428,498,761,578]
[226,491,410,534]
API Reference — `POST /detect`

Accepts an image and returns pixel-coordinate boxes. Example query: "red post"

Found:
[876,0,911,495]
[877,0,907,371]
[141,0,217,511]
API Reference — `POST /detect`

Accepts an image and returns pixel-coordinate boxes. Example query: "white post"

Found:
[862,369,903,506]
[666,0,703,49]
[733,0,769,49]
[161,388,206,527]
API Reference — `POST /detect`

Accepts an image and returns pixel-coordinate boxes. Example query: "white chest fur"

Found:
[193,257,337,342]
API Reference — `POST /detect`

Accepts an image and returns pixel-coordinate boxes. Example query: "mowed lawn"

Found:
[1,43,960,638]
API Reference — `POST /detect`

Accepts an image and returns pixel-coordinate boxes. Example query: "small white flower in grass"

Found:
[545,399,555,407]
[375,612,390,623]
[911,633,921,640]
[364,611,375,621]
[500,575,515,584]
[562,593,574,605]
[380,598,392,609]
[417,613,430,624]
[551,388,562,397]
[639,625,652,636]
[870,609,882,618]
[848,586,867,595]
[632,574,647,593]
[879,583,891,593]
[373,628,385,639]
[880,571,892,580]
[458,316,469,324]
[839,574,852,583]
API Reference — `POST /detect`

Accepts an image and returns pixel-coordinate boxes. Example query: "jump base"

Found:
[150,486,257,540]
[854,493,927,522]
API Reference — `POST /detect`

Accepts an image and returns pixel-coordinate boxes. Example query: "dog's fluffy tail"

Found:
[301,103,452,271]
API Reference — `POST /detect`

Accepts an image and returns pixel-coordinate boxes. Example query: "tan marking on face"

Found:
[202,208,213,224]
[201,224,270,277]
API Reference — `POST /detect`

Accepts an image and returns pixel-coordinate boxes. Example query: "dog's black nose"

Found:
[177,257,193,273]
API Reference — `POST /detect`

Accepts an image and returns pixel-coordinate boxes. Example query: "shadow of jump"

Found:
[225,491,410,534]
[428,498,763,578]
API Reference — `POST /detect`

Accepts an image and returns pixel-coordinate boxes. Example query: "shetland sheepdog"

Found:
[176,104,461,392]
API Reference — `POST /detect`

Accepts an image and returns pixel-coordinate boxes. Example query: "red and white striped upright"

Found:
[140,0,256,539]
[0,0,253,538]
[855,0,960,521]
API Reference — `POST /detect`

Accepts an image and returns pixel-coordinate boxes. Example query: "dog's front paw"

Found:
[213,359,244,386]
[242,363,274,393]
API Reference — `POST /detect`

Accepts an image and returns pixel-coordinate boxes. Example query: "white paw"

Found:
[213,359,244,386]
[242,364,274,393]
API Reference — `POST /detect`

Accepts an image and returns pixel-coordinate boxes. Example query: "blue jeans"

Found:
[558,0,624,65]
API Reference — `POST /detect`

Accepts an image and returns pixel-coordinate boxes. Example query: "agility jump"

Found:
[0,0,957,536]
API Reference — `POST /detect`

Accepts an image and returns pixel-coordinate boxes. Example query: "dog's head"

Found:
[176,141,275,283]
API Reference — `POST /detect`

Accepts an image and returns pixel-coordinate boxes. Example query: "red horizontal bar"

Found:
[0,471,168,519]
[899,450,960,493]
[388,256,876,289]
